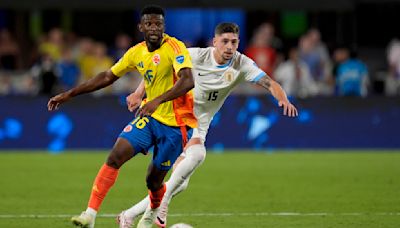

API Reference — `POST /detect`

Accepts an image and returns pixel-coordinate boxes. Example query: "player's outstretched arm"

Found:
[256,75,298,117]
[126,80,145,112]
[136,67,194,117]
[47,70,119,111]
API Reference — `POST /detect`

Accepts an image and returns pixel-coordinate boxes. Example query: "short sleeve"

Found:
[111,46,137,77]
[241,54,267,83]
[188,48,200,63]
[167,39,193,75]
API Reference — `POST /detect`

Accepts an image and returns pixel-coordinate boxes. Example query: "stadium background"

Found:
[0,1,399,228]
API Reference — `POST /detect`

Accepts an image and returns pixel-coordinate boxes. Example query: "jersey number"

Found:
[144,70,154,83]
[207,91,219,101]
[131,117,149,129]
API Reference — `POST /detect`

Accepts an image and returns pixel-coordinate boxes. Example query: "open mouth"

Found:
[149,34,159,40]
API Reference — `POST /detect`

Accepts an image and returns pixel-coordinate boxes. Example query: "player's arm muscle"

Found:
[256,75,272,91]
[253,73,298,117]
[134,80,146,98]
[153,67,194,103]
[68,70,119,97]
[256,75,289,103]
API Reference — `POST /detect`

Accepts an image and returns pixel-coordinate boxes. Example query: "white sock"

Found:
[124,196,150,218]
[85,207,97,218]
[124,144,206,218]
[162,144,206,204]
[171,178,190,197]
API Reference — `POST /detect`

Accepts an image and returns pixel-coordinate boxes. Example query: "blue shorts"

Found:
[119,116,192,171]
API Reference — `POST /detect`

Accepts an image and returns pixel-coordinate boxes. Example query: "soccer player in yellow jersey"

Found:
[47,5,196,228]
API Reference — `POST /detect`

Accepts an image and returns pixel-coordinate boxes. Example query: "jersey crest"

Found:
[224,70,234,82]
[152,54,161,66]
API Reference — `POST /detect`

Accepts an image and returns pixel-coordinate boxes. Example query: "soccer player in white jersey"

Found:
[117,22,298,228]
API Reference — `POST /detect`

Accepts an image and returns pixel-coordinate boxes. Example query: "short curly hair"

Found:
[141,5,165,17]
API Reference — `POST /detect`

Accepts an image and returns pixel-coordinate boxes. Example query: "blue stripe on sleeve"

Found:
[252,72,266,82]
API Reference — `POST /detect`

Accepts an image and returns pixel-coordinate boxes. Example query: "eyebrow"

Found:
[222,38,238,41]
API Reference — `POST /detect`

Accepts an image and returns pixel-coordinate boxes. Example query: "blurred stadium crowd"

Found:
[0,21,399,97]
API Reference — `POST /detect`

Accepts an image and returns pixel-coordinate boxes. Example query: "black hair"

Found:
[141,5,165,17]
[335,44,358,58]
[215,22,239,35]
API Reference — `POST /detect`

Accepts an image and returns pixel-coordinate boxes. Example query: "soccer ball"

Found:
[169,223,193,228]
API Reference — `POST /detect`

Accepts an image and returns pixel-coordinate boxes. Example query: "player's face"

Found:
[139,14,165,46]
[213,33,239,62]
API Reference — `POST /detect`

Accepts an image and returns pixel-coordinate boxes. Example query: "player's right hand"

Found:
[126,92,142,112]
[47,92,71,111]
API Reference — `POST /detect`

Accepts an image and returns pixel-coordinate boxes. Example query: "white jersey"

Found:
[189,47,266,142]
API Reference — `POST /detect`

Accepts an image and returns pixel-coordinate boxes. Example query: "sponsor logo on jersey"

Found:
[123,125,133,133]
[176,55,185,64]
[198,72,222,77]
[137,61,144,68]
[152,54,161,65]
[161,160,171,166]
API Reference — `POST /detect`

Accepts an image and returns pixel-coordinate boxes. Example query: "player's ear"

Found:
[138,23,143,33]
[213,37,217,47]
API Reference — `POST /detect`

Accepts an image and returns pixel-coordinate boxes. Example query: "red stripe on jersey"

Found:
[166,39,181,54]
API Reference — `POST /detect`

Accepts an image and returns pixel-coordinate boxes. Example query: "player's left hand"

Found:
[47,92,71,111]
[136,98,162,118]
[278,100,298,117]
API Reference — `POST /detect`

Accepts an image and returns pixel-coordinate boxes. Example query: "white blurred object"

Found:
[169,223,193,228]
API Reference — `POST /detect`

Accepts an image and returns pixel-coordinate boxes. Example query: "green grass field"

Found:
[0,150,399,228]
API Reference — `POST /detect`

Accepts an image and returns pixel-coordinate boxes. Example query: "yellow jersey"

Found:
[111,34,197,128]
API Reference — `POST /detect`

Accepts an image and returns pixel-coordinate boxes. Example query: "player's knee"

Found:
[106,149,131,169]
[106,153,123,169]
[106,139,135,169]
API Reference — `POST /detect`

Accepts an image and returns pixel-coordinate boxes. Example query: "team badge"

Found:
[152,54,161,65]
[224,71,234,82]
[123,125,133,133]
[176,55,185,64]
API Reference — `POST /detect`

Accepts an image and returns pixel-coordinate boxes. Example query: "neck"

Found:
[212,49,229,65]
[146,41,161,52]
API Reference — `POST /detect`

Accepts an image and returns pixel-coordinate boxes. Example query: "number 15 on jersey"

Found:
[207,91,219,101]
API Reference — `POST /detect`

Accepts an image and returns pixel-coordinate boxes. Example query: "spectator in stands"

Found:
[31,54,59,95]
[245,23,279,78]
[274,47,318,98]
[259,22,283,51]
[386,38,400,95]
[38,28,64,61]
[76,37,95,81]
[299,28,333,95]
[91,42,113,76]
[109,33,132,61]
[87,42,113,95]
[57,48,80,90]
[0,29,20,70]
[333,47,369,97]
